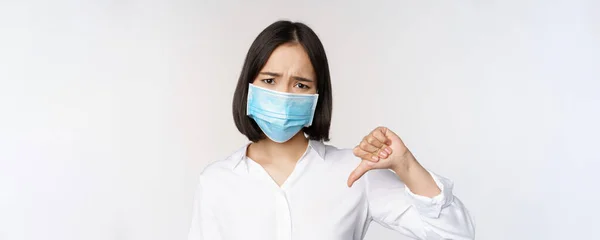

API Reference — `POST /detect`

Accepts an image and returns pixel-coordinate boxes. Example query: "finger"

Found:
[347,160,375,187]
[371,128,388,145]
[359,140,379,153]
[353,146,379,162]
[365,134,385,149]
[360,139,390,159]
[372,129,393,155]
[373,127,394,146]
[381,127,403,145]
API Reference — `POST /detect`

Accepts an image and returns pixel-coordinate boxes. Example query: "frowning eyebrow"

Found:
[259,72,314,82]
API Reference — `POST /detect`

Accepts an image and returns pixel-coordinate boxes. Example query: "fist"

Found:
[347,126,413,187]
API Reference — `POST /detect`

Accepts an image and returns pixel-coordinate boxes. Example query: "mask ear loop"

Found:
[306,86,320,127]
[306,93,319,127]
[245,84,253,117]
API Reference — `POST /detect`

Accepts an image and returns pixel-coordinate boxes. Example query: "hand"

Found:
[347,126,416,187]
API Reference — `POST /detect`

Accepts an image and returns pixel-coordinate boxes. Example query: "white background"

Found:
[1,0,599,239]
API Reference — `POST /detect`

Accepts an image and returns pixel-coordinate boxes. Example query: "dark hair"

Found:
[232,20,332,142]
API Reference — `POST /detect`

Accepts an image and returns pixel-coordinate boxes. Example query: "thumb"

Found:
[347,160,374,187]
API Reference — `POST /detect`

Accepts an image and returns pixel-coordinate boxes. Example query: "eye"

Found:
[261,79,275,84]
[295,82,310,89]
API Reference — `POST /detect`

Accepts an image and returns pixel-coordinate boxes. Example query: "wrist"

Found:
[391,153,441,197]
[391,151,418,176]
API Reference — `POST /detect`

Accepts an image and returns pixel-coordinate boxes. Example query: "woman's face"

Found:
[252,43,317,94]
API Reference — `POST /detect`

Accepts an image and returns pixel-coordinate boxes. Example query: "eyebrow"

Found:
[260,72,314,82]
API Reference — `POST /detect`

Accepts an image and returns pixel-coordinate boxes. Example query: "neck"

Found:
[248,132,309,164]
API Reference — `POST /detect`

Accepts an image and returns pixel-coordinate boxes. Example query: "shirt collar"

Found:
[230,140,327,172]
[309,140,327,160]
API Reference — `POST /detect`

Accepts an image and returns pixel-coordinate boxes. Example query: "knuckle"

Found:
[375,130,386,140]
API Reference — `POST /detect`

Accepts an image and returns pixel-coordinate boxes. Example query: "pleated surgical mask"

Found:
[246,84,319,143]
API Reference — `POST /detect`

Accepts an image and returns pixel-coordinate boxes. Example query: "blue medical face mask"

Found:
[246,84,319,143]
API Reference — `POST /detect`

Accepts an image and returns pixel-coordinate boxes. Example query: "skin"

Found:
[247,43,317,186]
[247,43,440,197]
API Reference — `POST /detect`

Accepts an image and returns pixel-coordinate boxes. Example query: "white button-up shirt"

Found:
[188,140,475,240]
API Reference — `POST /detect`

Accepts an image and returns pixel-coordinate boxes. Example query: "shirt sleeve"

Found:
[365,169,475,239]
[187,175,222,240]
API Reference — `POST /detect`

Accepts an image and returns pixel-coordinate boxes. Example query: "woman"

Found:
[188,20,475,240]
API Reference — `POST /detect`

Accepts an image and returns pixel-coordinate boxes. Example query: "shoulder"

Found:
[198,144,248,182]
[320,142,362,168]
[323,144,356,161]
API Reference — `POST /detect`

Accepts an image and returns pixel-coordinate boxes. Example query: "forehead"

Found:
[260,43,315,78]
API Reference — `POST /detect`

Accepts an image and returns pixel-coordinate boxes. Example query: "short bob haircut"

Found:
[232,20,332,142]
